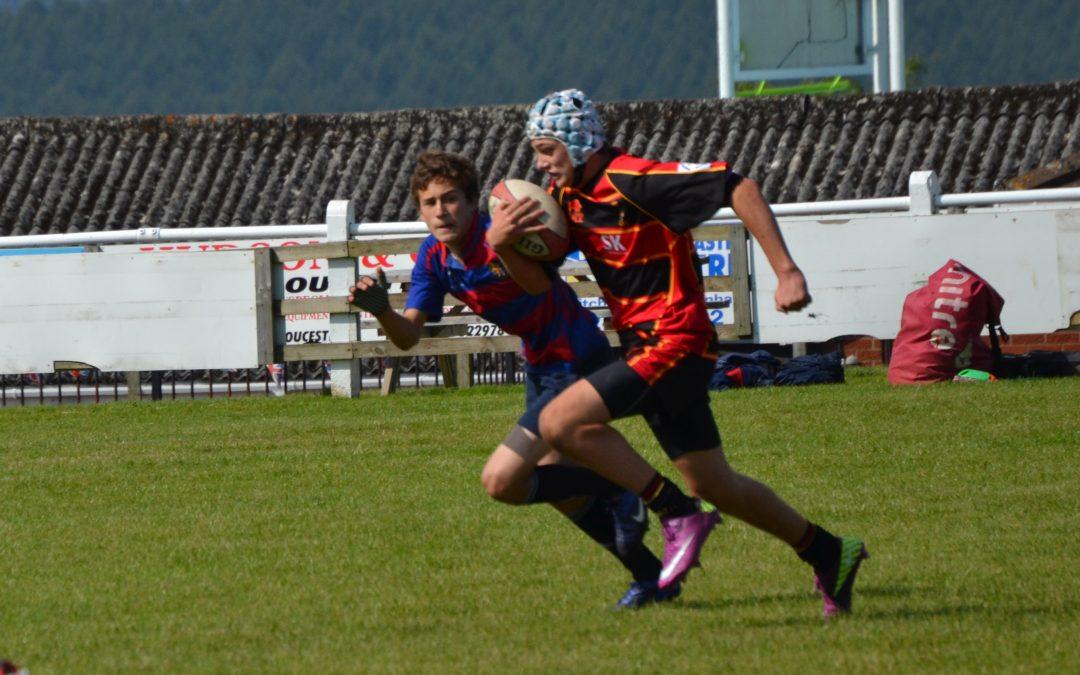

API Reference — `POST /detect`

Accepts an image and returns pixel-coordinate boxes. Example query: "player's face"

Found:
[417,179,477,247]
[531,138,574,189]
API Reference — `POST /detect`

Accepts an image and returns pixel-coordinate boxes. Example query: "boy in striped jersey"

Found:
[349,150,691,608]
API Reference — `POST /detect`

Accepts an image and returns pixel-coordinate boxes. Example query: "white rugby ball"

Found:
[488,179,570,261]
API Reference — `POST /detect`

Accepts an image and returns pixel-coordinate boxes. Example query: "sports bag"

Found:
[887,260,1005,384]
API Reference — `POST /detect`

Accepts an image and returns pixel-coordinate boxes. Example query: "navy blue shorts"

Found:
[517,345,615,435]
[517,369,580,436]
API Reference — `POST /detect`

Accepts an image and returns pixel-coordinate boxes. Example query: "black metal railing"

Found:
[0,353,524,406]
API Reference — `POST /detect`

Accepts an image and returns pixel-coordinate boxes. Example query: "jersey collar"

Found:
[564,146,623,198]
[445,211,489,269]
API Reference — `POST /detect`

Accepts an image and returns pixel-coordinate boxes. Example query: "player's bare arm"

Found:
[729,177,812,313]
[375,307,427,351]
[487,197,553,295]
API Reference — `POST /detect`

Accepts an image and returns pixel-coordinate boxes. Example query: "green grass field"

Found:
[1,368,1077,673]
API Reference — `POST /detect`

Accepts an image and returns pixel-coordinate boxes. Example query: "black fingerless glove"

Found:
[352,269,390,315]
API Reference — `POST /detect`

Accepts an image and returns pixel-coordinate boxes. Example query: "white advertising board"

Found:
[0,250,272,374]
[752,207,1080,343]
[110,238,416,345]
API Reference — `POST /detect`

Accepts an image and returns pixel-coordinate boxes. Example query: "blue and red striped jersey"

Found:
[405,213,610,374]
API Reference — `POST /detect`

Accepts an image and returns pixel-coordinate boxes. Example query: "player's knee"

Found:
[480,467,508,501]
[480,465,520,503]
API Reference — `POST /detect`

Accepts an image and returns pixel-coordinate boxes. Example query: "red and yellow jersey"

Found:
[554,150,735,338]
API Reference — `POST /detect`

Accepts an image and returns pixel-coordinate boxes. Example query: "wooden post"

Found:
[125,371,142,401]
[380,357,402,395]
[437,355,457,388]
[456,353,473,388]
[728,224,753,338]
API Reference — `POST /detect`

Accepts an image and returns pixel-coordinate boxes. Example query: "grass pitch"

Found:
[1,368,1077,673]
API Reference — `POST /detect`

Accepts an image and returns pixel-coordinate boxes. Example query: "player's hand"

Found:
[775,268,811,313]
[487,197,547,250]
[347,268,390,316]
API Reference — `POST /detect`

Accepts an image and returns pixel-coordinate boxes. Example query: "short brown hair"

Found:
[409,150,480,207]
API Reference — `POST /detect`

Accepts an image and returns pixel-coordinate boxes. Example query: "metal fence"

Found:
[0,353,524,406]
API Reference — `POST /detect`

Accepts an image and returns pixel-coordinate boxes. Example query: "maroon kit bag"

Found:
[887,260,1005,384]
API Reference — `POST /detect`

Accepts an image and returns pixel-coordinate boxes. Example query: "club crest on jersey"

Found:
[488,260,509,279]
[600,234,627,252]
[677,162,712,173]
[566,199,585,224]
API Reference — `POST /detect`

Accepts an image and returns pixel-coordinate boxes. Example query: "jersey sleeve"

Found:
[404,241,446,321]
[607,161,739,234]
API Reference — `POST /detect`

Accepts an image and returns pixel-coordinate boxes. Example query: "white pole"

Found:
[0,224,329,249]
[887,0,905,91]
[325,200,360,398]
[717,0,735,98]
[938,187,1080,208]
[870,0,883,93]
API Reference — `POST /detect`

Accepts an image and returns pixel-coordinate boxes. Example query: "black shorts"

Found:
[586,348,721,460]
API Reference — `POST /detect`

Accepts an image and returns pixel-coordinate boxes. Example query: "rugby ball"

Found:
[488,179,569,261]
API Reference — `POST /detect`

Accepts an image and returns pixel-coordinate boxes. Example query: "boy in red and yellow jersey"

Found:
[502,89,868,617]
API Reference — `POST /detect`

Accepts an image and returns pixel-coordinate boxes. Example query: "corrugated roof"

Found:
[1,81,1078,237]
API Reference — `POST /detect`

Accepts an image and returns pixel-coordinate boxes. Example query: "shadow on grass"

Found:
[672,584,1069,628]
[677,584,914,611]
[859,602,1076,623]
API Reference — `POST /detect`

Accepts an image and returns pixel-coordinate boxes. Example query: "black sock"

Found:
[568,498,663,583]
[795,522,840,570]
[639,473,698,518]
[525,465,623,504]
[620,545,663,583]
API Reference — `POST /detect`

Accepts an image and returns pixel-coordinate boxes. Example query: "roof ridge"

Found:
[3,81,1078,235]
